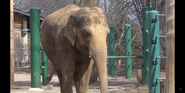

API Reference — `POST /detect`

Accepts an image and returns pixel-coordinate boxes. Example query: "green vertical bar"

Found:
[108,25,115,76]
[42,50,48,85]
[148,10,160,93]
[125,24,132,79]
[30,7,41,88]
[142,7,152,85]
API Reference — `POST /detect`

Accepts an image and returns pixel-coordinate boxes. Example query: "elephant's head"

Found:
[64,7,109,92]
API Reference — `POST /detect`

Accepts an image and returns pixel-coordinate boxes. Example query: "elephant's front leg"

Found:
[60,57,75,93]
[74,58,94,93]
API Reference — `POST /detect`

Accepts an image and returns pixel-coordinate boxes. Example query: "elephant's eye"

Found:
[84,32,91,39]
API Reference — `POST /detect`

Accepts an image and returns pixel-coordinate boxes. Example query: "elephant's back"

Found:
[41,4,80,36]
[44,5,80,27]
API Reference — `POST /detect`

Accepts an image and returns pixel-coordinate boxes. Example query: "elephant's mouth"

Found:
[75,45,89,54]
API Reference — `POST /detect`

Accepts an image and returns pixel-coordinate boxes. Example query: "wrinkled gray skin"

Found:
[40,5,110,93]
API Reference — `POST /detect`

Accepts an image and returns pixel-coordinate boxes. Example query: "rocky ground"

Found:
[10,67,165,93]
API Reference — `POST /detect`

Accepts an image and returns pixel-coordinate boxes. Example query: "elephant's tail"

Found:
[45,68,55,84]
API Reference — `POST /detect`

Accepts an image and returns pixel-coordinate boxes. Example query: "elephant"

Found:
[40,4,110,93]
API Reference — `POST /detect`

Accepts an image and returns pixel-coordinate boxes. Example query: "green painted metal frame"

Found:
[108,25,115,76]
[148,10,160,93]
[125,24,132,79]
[42,50,48,85]
[108,25,143,78]
[107,55,142,58]
[142,7,152,85]
[30,7,41,88]
[107,9,161,93]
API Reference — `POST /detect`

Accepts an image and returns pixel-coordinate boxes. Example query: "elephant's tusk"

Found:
[89,55,91,58]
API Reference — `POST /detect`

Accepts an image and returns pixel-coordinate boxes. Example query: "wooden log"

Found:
[118,59,121,68]
[164,0,175,93]
[82,0,97,7]
[10,0,14,86]
[137,68,142,84]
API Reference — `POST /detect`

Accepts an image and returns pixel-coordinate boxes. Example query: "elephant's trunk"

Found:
[90,40,108,93]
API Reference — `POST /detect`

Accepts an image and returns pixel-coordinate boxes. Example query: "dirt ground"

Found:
[10,67,165,93]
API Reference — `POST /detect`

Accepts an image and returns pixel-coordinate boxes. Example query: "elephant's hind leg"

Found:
[55,70,63,91]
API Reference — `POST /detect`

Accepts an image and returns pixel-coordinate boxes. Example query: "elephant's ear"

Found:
[64,15,78,46]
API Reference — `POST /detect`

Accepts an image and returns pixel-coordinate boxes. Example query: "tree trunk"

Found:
[117,59,121,68]
[104,0,106,13]
[10,0,14,86]
[164,0,175,92]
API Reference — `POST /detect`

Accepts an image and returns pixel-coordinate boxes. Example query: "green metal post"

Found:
[30,7,41,88]
[148,10,160,93]
[42,50,48,85]
[125,24,132,79]
[142,7,152,85]
[107,55,143,58]
[108,25,115,76]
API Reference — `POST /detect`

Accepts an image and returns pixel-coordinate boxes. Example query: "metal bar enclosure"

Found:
[42,50,48,85]
[125,24,132,79]
[148,10,160,93]
[108,25,115,76]
[107,55,142,58]
[10,0,14,86]
[142,7,152,85]
[30,7,41,88]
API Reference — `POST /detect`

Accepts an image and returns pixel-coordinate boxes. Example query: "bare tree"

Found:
[14,0,82,17]
[98,0,165,69]
[164,0,175,92]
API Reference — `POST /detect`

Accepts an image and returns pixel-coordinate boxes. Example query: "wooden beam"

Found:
[10,0,14,86]
[22,16,27,36]
[23,16,27,29]
[164,0,175,93]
